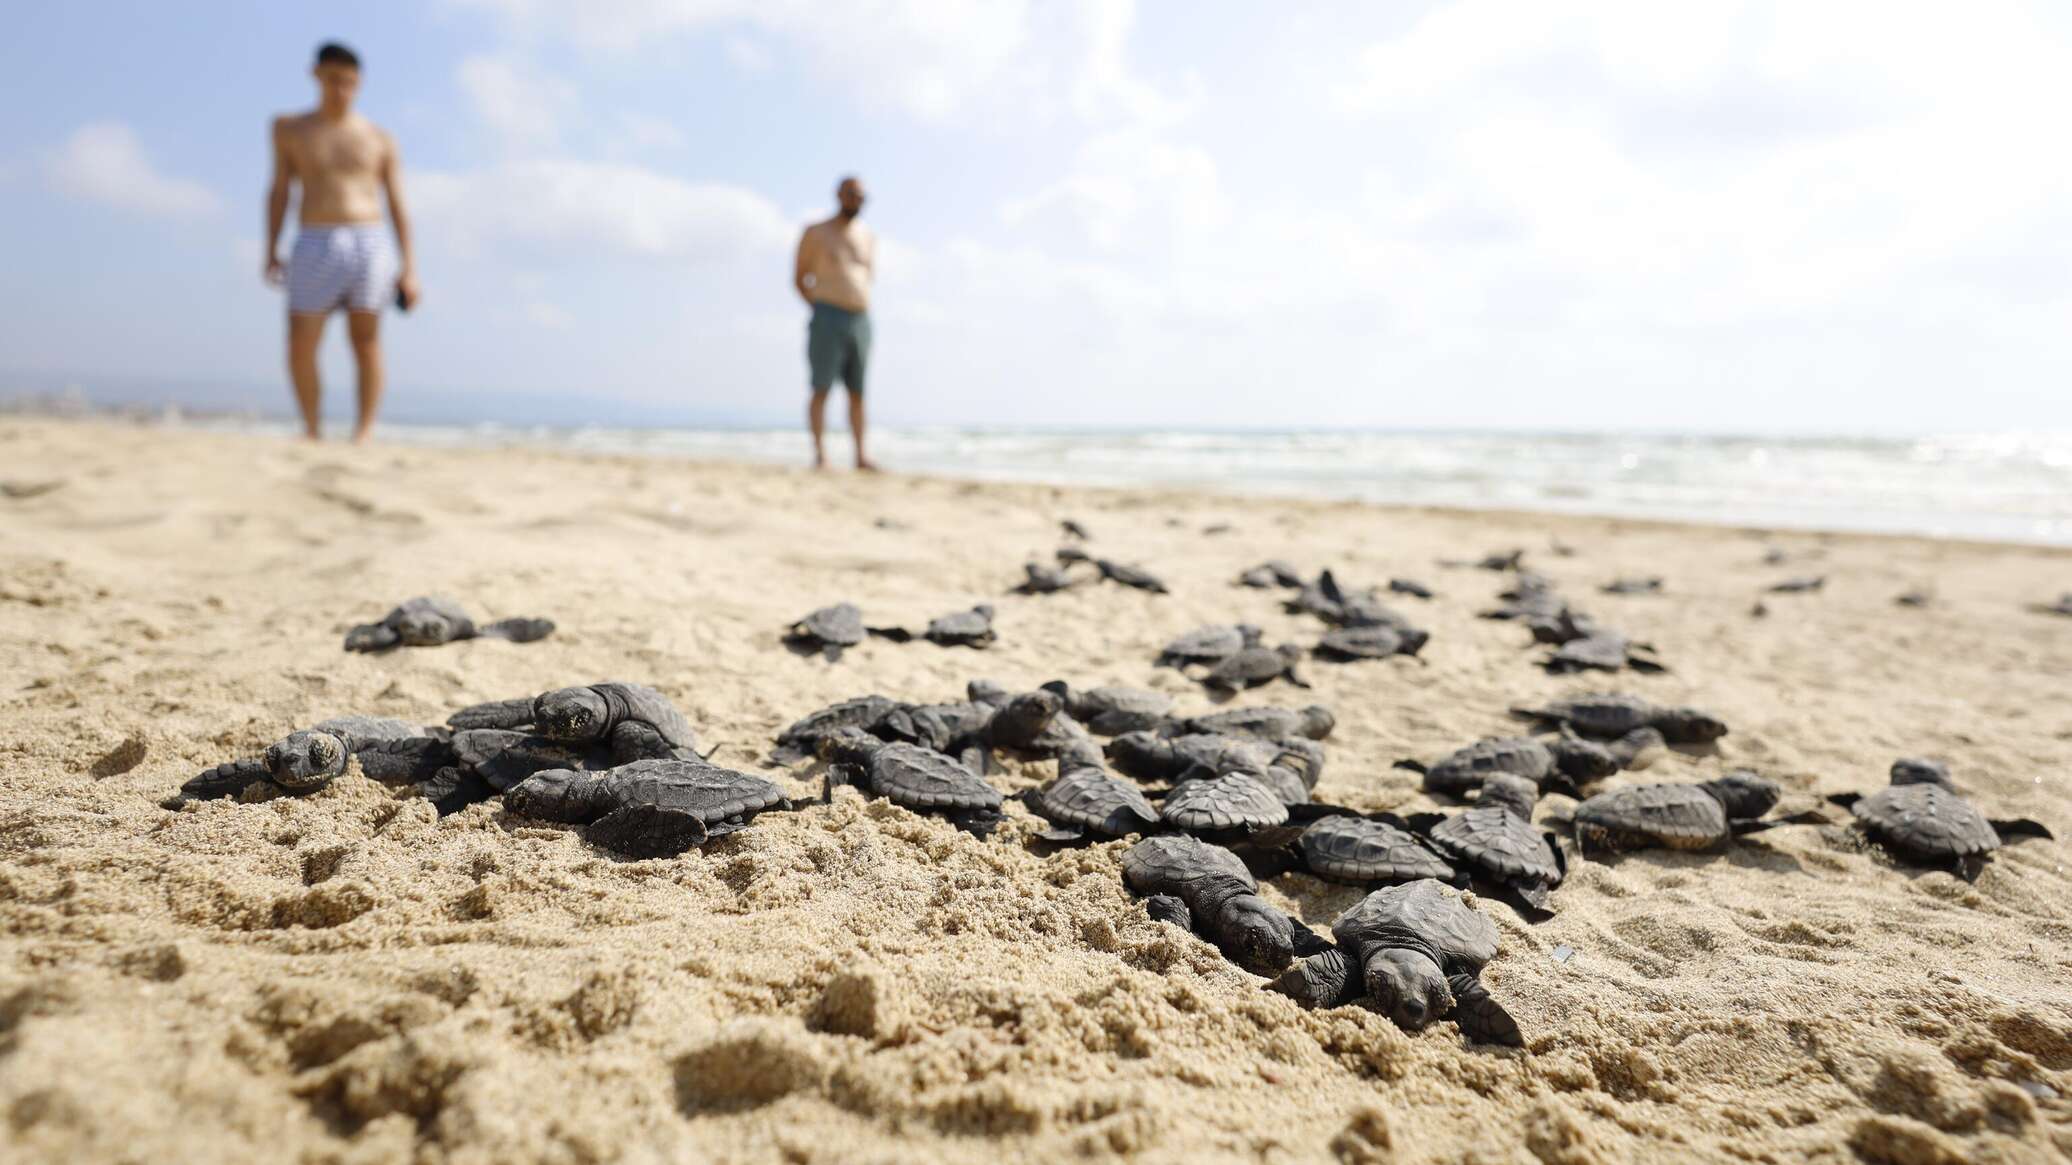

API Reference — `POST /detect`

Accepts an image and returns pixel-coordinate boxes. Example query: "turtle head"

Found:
[967,678,1009,706]
[1271,740,1325,788]
[816,726,880,765]
[1656,707,1728,743]
[1104,731,1170,779]
[1220,897,1295,975]
[1703,771,1780,819]
[395,609,457,646]
[504,767,599,822]
[535,687,611,741]
[1478,773,1539,819]
[1363,947,1453,1031]
[1889,757,1954,789]
[989,689,1063,749]
[264,729,349,790]
[1549,734,1619,780]
[1236,623,1265,647]
[1299,705,1337,739]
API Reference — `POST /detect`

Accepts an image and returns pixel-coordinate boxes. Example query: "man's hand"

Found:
[396,270,420,311]
[264,254,285,286]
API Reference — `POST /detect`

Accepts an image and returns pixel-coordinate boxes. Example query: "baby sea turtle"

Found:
[1397,734,1615,799]
[1060,518,1093,541]
[1269,879,1522,1046]
[1121,835,1320,975]
[449,680,698,763]
[1542,633,1666,675]
[1069,551,1168,588]
[1572,771,1784,855]
[1894,589,1933,608]
[785,603,867,661]
[1767,576,1826,593]
[1287,812,1460,885]
[1013,561,1083,595]
[1161,767,1290,832]
[343,596,554,653]
[166,716,441,807]
[1108,731,1276,782]
[1238,561,1304,588]
[923,604,997,649]
[1168,704,1336,742]
[505,758,791,857]
[2030,594,2072,617]
[1045,683,1174,736]
[1315,624,1429,662]
[1829,759,2054,880]
[1601,577,1663,595]
[1156,623,1263,669]
[1389,578,1435,599]
[1512,692,1728,743]
[1424,774,1564,912]
[819,728,1004,835]
[1025,758,1160,842]
[1204,644,1309,695]
[414,727,618,816]
[767,694,906,765]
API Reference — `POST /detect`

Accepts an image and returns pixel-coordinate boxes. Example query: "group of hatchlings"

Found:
[163,559,2058,1052]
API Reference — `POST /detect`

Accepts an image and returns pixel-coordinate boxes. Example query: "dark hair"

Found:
[316,42,360,70]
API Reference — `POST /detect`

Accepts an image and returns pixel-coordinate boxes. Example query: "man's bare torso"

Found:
[276,112,389,226]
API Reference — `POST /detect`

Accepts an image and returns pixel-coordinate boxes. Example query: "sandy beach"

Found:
[2,416,2068,1164]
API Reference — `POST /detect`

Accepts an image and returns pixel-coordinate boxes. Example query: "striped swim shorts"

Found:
[286,223,396,315]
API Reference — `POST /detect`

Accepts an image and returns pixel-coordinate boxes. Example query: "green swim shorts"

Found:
[807,302,872,394]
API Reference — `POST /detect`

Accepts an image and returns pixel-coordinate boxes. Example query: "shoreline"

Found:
[12,413,2072,555]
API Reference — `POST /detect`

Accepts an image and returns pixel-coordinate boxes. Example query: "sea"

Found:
[150,416,2072,547]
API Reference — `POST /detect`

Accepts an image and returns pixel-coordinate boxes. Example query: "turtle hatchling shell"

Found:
[1034,767,1158,836]
[1574,783,1729,849]
[1429,806,1561,884]
[1852,783,2001,860]
[1161,771,1288,831]
[1332,879,1500,970]
[1300,817,1457,884]
[867,744,1002,811]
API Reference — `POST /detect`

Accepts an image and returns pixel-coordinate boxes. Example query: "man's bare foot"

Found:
[351,427,374,445]
[812,456,830,472]
[855,457,880,472]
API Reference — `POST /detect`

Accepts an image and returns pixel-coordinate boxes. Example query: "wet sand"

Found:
[1,417,2068,1164]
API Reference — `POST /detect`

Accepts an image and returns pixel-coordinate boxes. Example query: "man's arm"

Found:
[794,229,816,306]
[381,132,418,309]
[264,118,293,285]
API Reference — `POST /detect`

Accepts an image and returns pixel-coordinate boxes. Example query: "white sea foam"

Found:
[173,417,2072,545]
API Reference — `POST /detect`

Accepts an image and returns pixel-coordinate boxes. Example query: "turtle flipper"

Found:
[586,804,710,858]
[1447,973,1523,1047]
[1990,817,2054,843]
[448,696,537,730]
[1511,882,1556,916]
[945,808,1004,838]
[865,625,914,643]
[477,616,556,644]
[1143,893,1191,931]
[1285,915,1335,957]
[421,766,499,817]
[609,720,679,765]
[165,757,274,807]
[343,623,400,653]
[1269,948,1358,1009]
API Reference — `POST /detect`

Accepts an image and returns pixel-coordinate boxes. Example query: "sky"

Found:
[2,0,2070,431]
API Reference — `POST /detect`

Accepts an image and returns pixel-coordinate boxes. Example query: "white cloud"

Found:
[723,35,771,74]
[413,159,795,262]
[457,54,576,149]
[45,122,220,217]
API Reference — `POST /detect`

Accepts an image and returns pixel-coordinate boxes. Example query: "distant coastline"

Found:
[8,394,2068,547]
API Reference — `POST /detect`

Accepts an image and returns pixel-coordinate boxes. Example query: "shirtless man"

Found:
[794,176,877,471]
[263,42,418,443]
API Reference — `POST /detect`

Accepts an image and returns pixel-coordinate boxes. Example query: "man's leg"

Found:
[346,311,384,443]
[807,390,831,470]
[848,390,875,471]
[287,314,329,440]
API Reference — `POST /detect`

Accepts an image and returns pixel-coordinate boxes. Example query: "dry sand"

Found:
[2,416,2069,1165]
